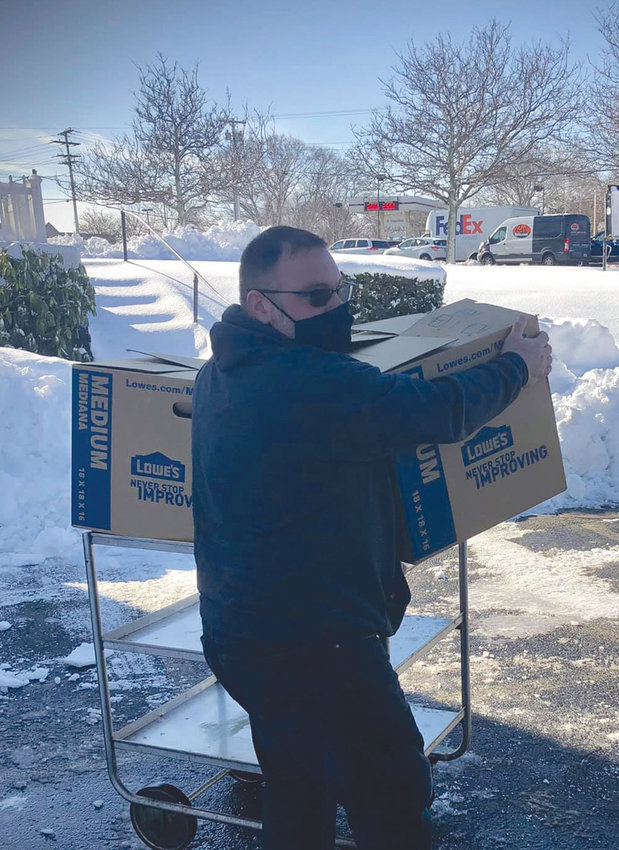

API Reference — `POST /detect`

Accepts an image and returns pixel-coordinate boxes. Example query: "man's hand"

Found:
[502,315,552,385]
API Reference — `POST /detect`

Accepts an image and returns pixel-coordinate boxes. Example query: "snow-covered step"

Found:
[104,600,455,671]
[116,676,462,770]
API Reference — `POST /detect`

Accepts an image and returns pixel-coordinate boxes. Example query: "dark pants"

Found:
[201,627,433,850]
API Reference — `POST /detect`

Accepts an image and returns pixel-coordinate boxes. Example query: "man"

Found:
[192,226,551,850]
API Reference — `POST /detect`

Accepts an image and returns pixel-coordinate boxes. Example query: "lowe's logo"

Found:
[461,425,514,467]
[435,214,483,236]
[131,452,186,482]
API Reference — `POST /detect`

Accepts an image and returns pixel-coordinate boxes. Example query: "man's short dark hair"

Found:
[239,226,326,306]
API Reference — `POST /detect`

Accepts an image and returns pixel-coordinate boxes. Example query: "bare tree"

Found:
[584,3,619,173]
[479,145,592,207]
[73,55,231,228]
[354,21,583,261]
[220,116,363,241]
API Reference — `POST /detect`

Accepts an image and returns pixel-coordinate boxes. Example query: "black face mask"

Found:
[267,299,354,353]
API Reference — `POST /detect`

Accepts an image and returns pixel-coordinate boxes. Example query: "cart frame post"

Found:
[431,541,471,762]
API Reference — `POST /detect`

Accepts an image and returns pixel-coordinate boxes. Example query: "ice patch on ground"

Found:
[466,524,619,638]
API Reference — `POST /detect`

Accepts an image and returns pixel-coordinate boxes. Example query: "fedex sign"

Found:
[435,214,483,236]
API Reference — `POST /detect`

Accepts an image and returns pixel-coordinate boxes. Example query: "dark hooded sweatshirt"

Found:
[192,305,528,642]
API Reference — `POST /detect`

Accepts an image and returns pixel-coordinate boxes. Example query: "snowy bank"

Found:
[49,220,263,262]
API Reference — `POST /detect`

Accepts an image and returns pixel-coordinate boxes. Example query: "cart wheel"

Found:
[130,783,197,850]
[229,769,264,786]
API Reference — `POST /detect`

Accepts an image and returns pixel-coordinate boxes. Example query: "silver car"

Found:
[384,237,447,261]
[329,238,392,254]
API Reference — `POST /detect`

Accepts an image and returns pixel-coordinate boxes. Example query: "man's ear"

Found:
[246,290,272,325]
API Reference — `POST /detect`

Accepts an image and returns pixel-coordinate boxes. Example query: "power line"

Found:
[0,126,130,131]
[0,143,53,156]
[273,108,383,119]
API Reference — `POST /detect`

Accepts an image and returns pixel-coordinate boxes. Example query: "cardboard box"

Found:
[351,299,566,561]
[71,354,202,541]
[71,299,566,551]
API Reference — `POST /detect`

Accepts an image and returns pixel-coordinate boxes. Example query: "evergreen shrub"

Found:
[0,247,96,361]
[347,271,445,324]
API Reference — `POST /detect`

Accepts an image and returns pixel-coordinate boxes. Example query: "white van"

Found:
[477,214,591,266]
[425,205,539,261]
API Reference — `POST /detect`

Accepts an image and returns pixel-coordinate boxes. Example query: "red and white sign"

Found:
[512,223,531,238]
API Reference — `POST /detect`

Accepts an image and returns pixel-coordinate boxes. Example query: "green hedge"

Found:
[347,272,445,323]
[0,247,96,361]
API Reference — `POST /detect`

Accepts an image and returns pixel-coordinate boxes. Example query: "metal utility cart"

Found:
[84,531,471,850]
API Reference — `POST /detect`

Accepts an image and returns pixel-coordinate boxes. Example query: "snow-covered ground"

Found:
[1,247,618,694]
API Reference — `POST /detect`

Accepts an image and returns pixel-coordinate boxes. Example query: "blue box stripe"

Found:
[395,448,456,560]
[72,369,112,530]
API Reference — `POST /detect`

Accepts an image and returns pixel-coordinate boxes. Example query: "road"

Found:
[0,511,617,850]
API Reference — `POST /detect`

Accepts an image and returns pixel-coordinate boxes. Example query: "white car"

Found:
[329,238,392,254]
[384,237,447,261]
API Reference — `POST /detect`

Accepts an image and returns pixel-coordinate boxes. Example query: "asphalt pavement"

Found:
[0,511,617,850]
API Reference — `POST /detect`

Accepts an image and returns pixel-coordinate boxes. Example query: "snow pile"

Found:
[540,317,619,375]
[1,240,81,269]
[49,219,263,262]
[551,367,619,508]
[0,347,80,564]
[63,642,111,668]
[47,234,114,257]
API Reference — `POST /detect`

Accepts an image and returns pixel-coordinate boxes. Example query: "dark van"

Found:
[477,214,591,265]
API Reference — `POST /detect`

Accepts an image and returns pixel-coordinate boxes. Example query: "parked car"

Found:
[477,214,590,266]
[329,238,392,254]
[590,231,619,263]
[384,237,447,261]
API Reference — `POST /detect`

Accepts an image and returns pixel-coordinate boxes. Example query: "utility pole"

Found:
[51,129,80,234]
[225,119,246,220]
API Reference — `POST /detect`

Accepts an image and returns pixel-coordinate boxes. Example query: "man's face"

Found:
[246,246,343,338]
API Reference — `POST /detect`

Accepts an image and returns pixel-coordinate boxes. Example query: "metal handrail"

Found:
[120,210,232,319]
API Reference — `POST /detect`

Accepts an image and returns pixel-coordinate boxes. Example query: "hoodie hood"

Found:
[209,304,291,371]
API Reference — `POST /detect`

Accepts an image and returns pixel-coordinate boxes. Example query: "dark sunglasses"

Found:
[256,277,356,308]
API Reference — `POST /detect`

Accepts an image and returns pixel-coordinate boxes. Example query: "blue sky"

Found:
[1,0,606,228]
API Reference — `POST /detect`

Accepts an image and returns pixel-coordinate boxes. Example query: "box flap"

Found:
[350,332,399,346]
[353,314,425,335]
[405,299,533,341]
[353,335,456,371]
[126,350,205,370]
[83,359,191,375]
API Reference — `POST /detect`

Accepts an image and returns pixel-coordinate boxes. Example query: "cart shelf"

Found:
[104,597,457,673]
[115,674,463,772]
